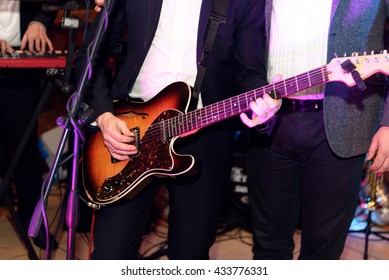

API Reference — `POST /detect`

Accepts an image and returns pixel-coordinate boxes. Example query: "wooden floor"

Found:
[1,184,389,260]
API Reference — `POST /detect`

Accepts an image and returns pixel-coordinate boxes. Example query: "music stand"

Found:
[28,0,115,260]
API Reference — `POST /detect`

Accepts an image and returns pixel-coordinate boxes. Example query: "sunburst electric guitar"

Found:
[83,53,389,205]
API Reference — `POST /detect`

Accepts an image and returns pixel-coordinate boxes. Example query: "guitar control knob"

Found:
[104,185,113,193]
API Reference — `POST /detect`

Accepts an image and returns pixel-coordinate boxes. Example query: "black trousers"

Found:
[0,75,43,229]
[247,108,364,260]
[91,124,236,260]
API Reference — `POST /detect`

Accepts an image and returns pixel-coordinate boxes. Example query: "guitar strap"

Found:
[192,0,231,99]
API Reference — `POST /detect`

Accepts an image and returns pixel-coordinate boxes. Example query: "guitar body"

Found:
[82,82,196,205]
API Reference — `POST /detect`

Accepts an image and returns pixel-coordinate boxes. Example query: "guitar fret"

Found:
[183,113,187,134]
[211,105,215,122]
[285,77,297,97]
[214,103,220,121]
[181,115,185,134]
[241,97,248,112]
[272,83,277,98]
[168,118,172,138]
[202,107,207,125]
[283,80,287,96]
[252,90,257,101]
[211,104,215,122]
[171,118,176,138]
[294,76,300,92]
[161,120,167,141]
[186,111,192,131]
[234,98,239,114]
[195,110,199,129]
[321,66,325,82]
[173,116,178,136]
[178,114,183,135]
[184,112,188,133]
[199,108,203,126]
[223,100,227,119]
[174,117,178,136]
[229,98,233,117]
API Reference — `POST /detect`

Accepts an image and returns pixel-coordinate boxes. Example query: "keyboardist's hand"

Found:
[20,22,54,53]
[0,39,14,55]
[94,0,104,12]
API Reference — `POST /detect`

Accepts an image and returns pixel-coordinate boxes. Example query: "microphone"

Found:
[42,1,79,12]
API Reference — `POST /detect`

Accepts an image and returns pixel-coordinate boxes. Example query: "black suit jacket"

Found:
[75,0,267,118]
[20,2,57,38]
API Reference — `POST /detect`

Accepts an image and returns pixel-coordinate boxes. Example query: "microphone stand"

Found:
[28,0,115,260]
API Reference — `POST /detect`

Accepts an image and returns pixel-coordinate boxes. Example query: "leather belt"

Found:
[282,98,323,112]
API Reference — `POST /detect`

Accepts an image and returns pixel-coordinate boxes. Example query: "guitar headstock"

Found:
[327,51,389,87]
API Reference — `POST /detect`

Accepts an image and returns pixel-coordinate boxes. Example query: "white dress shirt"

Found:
[130,0,202,103]
[0,0,21,47]
[268,0,332,99]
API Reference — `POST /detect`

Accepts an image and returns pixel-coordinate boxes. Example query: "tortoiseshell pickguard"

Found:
[82,82,195,205]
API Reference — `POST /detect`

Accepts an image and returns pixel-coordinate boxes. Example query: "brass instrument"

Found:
[351,163,389,260]
[360,168,389,225]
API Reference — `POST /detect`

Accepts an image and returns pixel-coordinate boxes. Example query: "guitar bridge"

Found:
[110,126,141,164]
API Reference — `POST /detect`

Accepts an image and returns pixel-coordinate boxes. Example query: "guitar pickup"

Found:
[130,127,141,156]
[111,126,140,163]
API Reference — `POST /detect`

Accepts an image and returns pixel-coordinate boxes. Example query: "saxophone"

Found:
[360,166,389,225]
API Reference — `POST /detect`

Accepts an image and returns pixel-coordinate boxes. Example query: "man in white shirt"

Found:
[242,0,389,259]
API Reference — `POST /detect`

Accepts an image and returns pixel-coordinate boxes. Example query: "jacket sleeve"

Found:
[73,0,127,119]
[233,0,268,94]
[20,1,58,33]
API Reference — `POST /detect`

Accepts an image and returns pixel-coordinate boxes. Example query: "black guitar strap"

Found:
[192,0,231,99]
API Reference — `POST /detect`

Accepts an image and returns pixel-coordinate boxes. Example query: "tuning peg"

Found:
[363,51,367,55]
[380,50,388,54]
[352,52,359,57]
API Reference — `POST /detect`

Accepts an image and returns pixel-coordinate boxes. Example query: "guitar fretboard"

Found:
[159,65,329,139]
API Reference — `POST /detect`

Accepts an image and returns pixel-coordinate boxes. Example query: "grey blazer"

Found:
[265,0,389,158]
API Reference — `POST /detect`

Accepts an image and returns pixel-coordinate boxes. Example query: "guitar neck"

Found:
[164,64,329,138]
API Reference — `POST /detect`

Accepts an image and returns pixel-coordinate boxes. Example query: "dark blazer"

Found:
[75,0,267,119]
[265,0,389,157]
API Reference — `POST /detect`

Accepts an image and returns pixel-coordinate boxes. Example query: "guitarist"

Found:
[74,0,281,259]
[240,0,389,260]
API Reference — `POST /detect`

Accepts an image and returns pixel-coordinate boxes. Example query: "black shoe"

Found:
[32,228,58,250]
